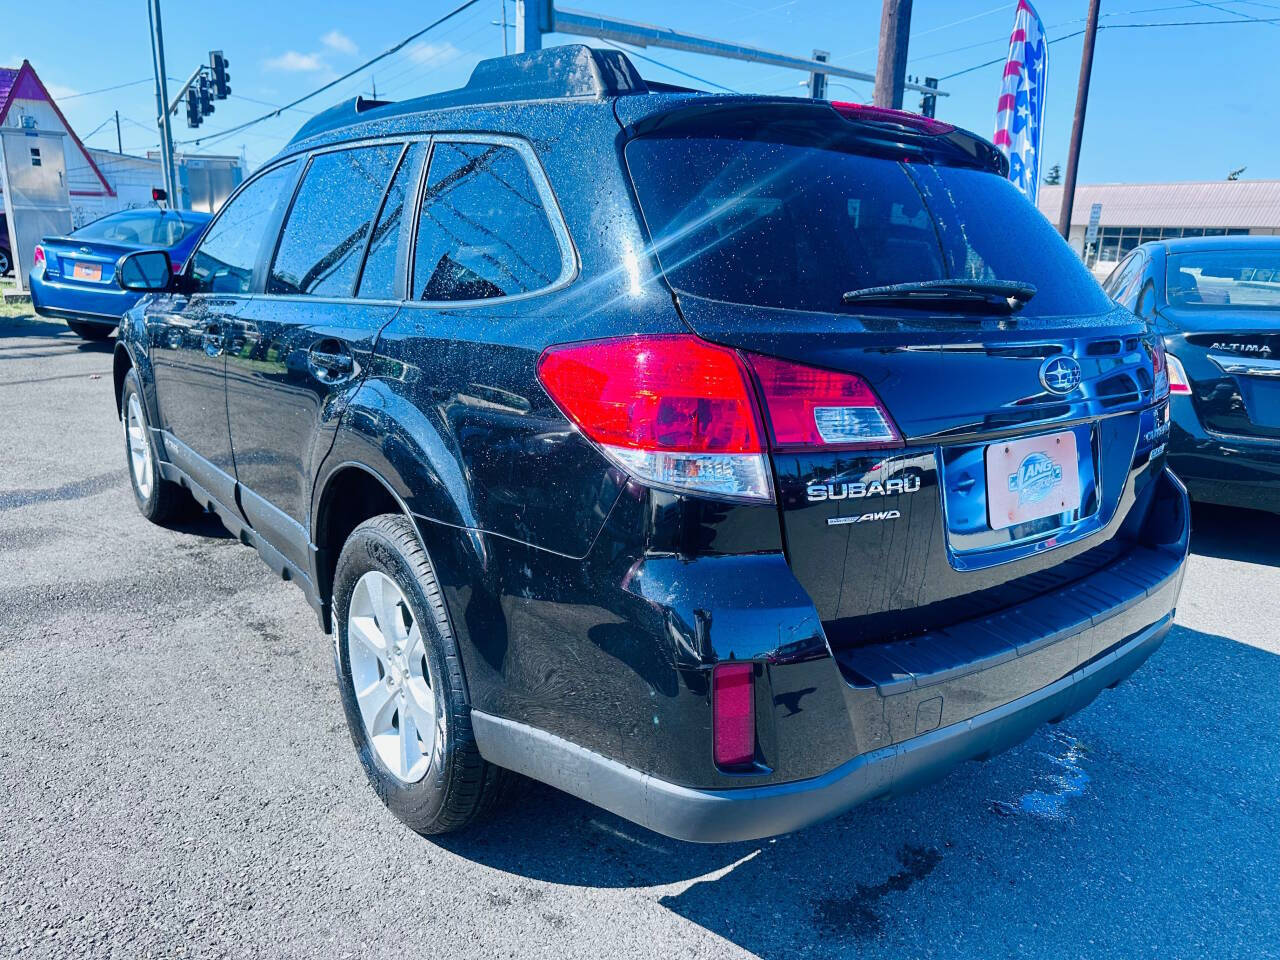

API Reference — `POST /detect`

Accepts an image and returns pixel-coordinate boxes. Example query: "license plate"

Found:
[72,262,102,282]
[985,430,1081,531]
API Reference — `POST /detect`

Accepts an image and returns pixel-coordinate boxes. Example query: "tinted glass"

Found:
[1167,250,1280,307]
[358,142,423,300]
[191,160,298,295]
[72,209,204,246]
[626,135,1112,318]
[269,144,403,297]
[413,142,563,301]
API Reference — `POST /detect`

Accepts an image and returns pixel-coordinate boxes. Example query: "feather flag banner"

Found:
[994,0,1048,203]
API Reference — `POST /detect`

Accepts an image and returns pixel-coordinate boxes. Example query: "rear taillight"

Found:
[1166,352,1192,396]
[712,662,755,769]
[746,354,902,450]
[33,245,45,268]
[537,335,772,501]
[1146,337,1170,401]
[537,335,904,501]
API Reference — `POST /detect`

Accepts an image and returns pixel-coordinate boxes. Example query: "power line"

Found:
[59,77,153,100]
[940,16,1280,81]
[911,0,1274,66]
[177,0,484,146]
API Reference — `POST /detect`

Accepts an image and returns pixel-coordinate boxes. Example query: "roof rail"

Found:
[287,45,647,146]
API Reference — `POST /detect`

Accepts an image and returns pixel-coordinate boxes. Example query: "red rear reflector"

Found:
[747,353,902,450]
[713,662,755,769]
[537,335,772,501]
[33,245,45,267]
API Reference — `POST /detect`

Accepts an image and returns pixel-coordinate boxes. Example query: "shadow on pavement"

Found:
[1190,502,1280,567]
[437,625,1280,958]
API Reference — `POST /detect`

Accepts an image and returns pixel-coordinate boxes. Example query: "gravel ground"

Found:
[2,315,1278,960]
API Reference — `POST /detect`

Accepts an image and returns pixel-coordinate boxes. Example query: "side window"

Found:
[1116,256,1147,311]
[412,141,565,302]
[1101,253,1135,297]
[190,160,298,295]
[357,142,424,300]
[269,143,403,297]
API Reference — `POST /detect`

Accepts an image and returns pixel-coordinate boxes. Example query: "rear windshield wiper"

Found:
[841,279,1037,312]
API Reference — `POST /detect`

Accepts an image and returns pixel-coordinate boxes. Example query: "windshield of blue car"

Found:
[71,210,201,247]
[1166,250,1280,308]
[625,130,1111,318]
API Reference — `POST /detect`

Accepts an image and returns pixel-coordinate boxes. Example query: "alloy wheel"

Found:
[346,570,439,784]
[125,394,154,500]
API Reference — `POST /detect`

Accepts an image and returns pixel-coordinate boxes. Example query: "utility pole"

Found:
[114,110,122,153]
[809,50,829,99]
[1058,0,1101,242]
[501,0,509,56]
[873,0,912,109]
[148,0,179,206]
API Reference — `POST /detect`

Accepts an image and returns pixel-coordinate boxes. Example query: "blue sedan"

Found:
[30,208,211,341]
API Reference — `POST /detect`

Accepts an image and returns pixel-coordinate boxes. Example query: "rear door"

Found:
[1159,245,1280,440]
[623,109,1167,645]
[225,140,421,573]
[146,159,301,504]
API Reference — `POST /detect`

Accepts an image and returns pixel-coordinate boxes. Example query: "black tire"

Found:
[121,369,188,524]
[333,513,513,835]
[0,247,11,276]
[67,319,114,341]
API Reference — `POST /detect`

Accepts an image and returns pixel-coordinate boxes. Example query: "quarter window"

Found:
[191,160,298,295]
[269,143,404,297]
[412,141,564,302]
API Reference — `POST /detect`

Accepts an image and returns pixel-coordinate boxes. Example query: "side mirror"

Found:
[117,249,173,292]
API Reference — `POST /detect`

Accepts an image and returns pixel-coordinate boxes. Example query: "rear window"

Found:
[1167,249,1280,308]
[625,134,1110,318]
[72,210,201,247]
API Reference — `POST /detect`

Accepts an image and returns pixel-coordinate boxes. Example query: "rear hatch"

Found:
[621,98,1169,647]
[39,237,135,287]
[1162,247,1280,440]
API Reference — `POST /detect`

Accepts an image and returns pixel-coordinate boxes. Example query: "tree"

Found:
[1043,163,1062,185]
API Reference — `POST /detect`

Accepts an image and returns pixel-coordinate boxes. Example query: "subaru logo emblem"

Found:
[1039,355,1082,395]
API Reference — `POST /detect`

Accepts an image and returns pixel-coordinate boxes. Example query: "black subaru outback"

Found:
[111,47,1188,843]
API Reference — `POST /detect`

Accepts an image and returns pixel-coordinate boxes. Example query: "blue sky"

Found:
[7,0,1278,180]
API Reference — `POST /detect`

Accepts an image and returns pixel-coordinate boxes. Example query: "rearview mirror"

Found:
[117,249,173,292]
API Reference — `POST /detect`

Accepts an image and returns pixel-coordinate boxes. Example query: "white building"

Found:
[1,59,243,226]
[1038,180,1280,276]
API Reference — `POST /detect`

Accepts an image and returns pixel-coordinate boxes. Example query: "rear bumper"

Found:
[475,612,1173,843]
[473,468,1189,843]
[1168,394,1280,513]
[29,270,139,326]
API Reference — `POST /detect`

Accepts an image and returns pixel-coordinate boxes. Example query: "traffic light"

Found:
[210,51,231,100]
[185,87,201,128]
[198,74,214,117]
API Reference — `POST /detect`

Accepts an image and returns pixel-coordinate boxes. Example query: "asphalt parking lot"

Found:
[2,312,1278,960]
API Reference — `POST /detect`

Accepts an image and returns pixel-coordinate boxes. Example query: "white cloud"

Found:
[321,30,357,55]
[45,82,80,101]
[264,51,327,73]
[405,41,462,66]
